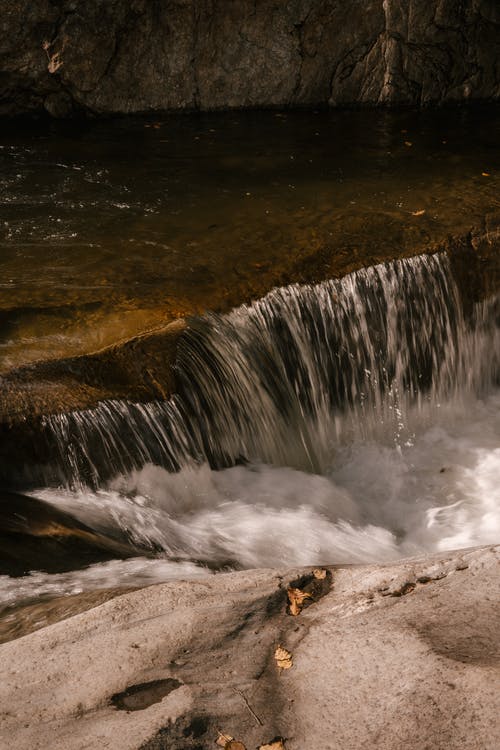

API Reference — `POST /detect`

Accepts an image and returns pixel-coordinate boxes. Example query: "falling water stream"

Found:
[1,251,498,609]
[0,109,499,625]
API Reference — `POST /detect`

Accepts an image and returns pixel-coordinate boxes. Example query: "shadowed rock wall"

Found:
[1,0,499,117]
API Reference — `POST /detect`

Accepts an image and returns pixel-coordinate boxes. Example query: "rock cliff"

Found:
[1,0,499,117]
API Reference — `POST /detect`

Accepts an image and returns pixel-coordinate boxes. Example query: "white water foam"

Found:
[3,388,498,608]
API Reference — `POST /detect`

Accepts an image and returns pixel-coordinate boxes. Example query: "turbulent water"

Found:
[2,252,499,606]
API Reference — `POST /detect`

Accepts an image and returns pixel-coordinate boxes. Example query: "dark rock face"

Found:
[1,0,499,117]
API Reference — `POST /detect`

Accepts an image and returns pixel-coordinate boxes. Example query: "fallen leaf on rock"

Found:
[216,733,246,750]
[287,586,313,616]
[313,568,327,579]
[411,209,426,216]
[274,645,293,670]
[259,738,286,750]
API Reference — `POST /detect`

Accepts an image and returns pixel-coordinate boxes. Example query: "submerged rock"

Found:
[1,1,499,117]
[0,545,498,749]
[0,490,144,576]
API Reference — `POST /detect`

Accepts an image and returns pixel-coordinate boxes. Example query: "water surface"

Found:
[0,108,499,640]
[1,107,499,370]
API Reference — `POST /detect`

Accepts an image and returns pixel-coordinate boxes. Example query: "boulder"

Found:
[0,545,498,749]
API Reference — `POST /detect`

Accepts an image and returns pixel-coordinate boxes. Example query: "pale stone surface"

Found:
[0,545,498,749]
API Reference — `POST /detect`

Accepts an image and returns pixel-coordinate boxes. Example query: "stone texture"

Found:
[0,1,499,117]
[0,545,498,749]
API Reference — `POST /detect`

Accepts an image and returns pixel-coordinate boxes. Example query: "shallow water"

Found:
[1,107,499,370]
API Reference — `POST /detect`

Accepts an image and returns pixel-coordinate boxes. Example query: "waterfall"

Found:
[42,252,499,489]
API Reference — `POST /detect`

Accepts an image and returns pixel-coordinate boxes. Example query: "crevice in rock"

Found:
[111,678,182,711]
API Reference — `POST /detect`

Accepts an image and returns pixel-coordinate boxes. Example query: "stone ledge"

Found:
[0,545,498,749]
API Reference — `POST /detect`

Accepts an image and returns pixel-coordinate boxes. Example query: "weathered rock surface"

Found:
[0,545,498,749]
[1,1,499,117]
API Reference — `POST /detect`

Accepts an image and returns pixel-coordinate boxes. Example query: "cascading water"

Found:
[1,252,499,606]
[43,252,498,483]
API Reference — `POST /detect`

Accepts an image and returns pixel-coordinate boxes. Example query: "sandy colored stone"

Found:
[0,546,498,749]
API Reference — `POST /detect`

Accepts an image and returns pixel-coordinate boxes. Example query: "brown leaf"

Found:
[274,645,293,670]
[404,141,413,147]
[482,172,490,177]
[259,739,286,750]
[216,733,246,750]
[287,586,313,616]
[313,568,327,579]
[411,209,426,216]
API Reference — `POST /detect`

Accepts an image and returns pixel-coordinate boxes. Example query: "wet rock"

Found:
[0,223,497,488]
[0,318,186,423]
[43,91,75,118]
[0,1,499,117]
[0,490,144,576]
[0,588,132,645]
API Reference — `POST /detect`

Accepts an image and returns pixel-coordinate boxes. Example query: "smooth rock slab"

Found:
[0,546,498,749]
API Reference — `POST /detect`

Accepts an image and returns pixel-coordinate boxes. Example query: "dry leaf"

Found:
[274,645,293,670]
[259,739,286,750]
[287,586,313,616]
[482,172,490,177]
[404,141,413,147]
[216,733,246,750]
[411,209,426,216]
[313,568,327,579]
[216,732,233,747]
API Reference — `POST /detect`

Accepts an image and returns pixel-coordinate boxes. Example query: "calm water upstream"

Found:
[0,108,499,630]
[1,107,499,369]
